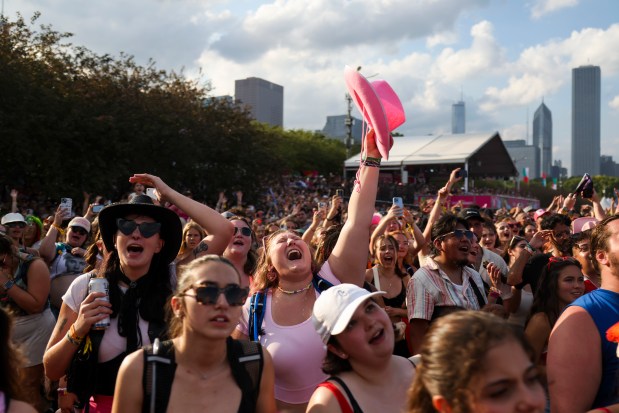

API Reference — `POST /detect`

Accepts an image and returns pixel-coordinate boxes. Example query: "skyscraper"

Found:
[533,101,552,179]
[234,77,284,127]
[451,101,465,134]
[571,65,601,176]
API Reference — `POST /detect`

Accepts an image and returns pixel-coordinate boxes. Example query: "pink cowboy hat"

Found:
[344,66,405,160]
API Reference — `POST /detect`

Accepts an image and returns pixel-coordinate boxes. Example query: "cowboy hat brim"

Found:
[98,195,182,265]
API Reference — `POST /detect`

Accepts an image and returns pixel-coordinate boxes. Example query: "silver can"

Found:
[88,277,110,330]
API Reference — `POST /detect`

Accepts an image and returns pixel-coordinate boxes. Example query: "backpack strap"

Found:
[317,382,354,413]
[312,272,334,292]
[248,290,266,341]
[142,340,176,413]
[468,275,487,308]
[227,338,264,411]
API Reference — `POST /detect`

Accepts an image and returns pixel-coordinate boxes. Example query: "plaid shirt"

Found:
[406,257,486,321]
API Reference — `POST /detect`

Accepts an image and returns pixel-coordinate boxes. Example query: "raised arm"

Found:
[369,205,399,255]
[129,174,234,256]
[38,206,70,264]
[328,130,380,286]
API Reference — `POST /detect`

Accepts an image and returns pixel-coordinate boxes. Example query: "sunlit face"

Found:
[481,228,498,249]
[175,261,243,339]
[508,240,528,263]
[4,222,25,241]
[268,231,311,276]
[184,228,202,250]
[496,223,512,242]
[436,224,471,266]
[391,233,409,258]
[468,237,481,266]
[468,339,546,413]
[67,226,89,248]
[523,225,536,242]
[224,220,252,259]
[375,238,396,268]
[573,238,596,276]
[115,215,163,276]
[332,299,393,361]
[556,265,585,306]
[550,223,572,253]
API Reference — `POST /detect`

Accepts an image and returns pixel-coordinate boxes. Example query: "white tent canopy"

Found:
[344,131,518,178]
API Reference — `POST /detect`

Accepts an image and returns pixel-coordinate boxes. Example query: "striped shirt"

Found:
[406,258,486,321]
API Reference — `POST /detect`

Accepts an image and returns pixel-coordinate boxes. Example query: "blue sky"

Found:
[7,0,619,175]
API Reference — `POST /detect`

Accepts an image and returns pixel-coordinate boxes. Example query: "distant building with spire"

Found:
[533,101,552,179]
[451,100,465,134]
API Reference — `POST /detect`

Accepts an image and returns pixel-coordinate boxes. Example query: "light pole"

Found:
[345,92,353,159]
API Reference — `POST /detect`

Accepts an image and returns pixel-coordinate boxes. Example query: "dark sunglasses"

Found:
[182,284,249,306]
[70,226,88,236]
[234,227,252,237]
[116,218,161,238]
[5,222,26,229]
[439,229,475,241]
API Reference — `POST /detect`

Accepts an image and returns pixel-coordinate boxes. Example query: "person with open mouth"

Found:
[44,173,233,413]
[307,283,415,413]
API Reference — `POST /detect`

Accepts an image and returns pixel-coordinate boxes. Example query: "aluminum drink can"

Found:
[88,277,110,330]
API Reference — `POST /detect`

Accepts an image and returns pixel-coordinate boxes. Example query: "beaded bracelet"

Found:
[66,332,81,346]
[66,324,84,346]
[361,156,381,167]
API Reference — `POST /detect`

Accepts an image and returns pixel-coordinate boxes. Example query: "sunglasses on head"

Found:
[439,229,475,241]
[70,226,88,236]
[234,226,252,237]
[182,284,249,306]
[116,218,161,238]
[5,222,26,229]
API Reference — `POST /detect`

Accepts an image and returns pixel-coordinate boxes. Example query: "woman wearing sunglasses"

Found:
[112,255,276,413]
[44,174,234,413]
[222,217,258,289]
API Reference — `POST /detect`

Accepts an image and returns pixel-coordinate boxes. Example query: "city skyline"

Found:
[9,0,619,175]
[533,101,552,178]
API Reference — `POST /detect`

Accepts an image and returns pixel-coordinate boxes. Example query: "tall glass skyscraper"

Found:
[571,65,601,176]
[533,102,552,179]
[451,101,465,134]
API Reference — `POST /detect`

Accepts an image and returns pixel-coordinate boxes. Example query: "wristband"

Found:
[51,224,66,236]
[2,279,15,291]
[595,409,612,413]
[67,324,84,345]
[66,332,81,346]
[523,243,535,255]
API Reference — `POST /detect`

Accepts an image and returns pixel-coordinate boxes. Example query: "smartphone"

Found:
[92,204,104,213]
[317,201,327,211]
[335,189,343,197]
[456,169,468,178]
[146,188,157,199]
[60,198,72,214]
[574,173,594,198]
[393,197,404,217]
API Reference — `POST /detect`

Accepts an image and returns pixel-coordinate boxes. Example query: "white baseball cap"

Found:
[1,213,26,225]
[312,283,385,344]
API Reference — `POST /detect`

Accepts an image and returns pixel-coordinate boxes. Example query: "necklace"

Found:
[277,281,312,295]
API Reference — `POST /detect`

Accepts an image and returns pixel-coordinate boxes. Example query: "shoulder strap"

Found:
[142,340,176,413]
[312,272,334,292]
[324,377,363,413]
[228,337,264,411]
[372,267,381,291]
[248,290,267,341]
[467,274,486,308]
[317,381,354,413]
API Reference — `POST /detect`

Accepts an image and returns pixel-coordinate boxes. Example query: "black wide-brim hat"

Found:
[98,195,182,265]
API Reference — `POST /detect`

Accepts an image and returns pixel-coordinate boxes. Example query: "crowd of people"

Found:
[1,71,619,413]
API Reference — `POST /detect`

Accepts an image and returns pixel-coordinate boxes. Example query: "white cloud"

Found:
[530,0,579,19]
[610,95,619,110]
[426,31,458,48]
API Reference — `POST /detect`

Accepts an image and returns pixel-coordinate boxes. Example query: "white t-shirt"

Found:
[62,273,150,362]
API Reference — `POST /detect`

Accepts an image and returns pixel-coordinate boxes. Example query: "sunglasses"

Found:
[70,226,88,236]
[116,218,161,238]
[182,284,249,306]
[5,222,26,229]
[573,243,590,252]
[234,226,252,237]
[509,236,527,249]
[438,229,475,241]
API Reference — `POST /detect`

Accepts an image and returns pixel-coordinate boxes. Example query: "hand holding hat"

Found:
[130,173,170,204]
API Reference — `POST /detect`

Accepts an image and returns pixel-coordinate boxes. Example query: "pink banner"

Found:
[414,194,540,210]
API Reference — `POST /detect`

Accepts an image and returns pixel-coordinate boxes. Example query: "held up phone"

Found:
[335,189,343,197]
[60,198,72,214]
[92,204,104,213]
[574,173,594,198]
[393,197,404,217]
[456,169,468,178]
[146,188,157,199]
[317,201,327,211]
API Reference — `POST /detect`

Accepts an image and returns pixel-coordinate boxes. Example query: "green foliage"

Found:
[0,13,346,204]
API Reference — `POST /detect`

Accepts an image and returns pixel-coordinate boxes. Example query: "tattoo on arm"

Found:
[193,241,209,256]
